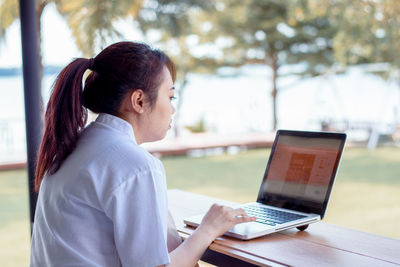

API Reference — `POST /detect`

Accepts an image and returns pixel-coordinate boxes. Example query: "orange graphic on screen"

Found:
[268,143,338,187]
[285,153,315,184]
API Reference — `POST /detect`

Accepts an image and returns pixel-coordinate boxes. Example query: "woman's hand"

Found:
[197,204,257,241]
[167,204,255,267]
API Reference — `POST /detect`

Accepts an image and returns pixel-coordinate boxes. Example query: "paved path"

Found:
[141,132,275,157]
[0,132,276,170]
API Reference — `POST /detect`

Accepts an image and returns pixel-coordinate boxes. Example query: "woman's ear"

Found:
[130,89,145,113]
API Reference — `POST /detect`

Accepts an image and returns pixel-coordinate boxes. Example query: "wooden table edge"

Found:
[178,230,288,267]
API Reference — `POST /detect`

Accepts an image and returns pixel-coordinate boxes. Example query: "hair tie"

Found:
[88,58,95,70]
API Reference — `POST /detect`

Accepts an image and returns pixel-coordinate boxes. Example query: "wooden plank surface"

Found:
[280,222,400,264]
[168,189,400,267]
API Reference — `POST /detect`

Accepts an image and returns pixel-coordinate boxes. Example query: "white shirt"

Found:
[31,113,170,267]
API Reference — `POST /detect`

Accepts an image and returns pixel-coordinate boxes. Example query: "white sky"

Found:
[0,3,143,68]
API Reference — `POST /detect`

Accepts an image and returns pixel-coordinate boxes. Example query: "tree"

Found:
[55,0,144,56]
[204,0,337,130]
[321,0,400,72]
[0,0,144,103]
[136,0,218,136]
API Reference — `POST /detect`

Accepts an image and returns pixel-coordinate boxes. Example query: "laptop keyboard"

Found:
[243,205,306,226]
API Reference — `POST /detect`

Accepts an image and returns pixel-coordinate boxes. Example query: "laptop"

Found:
[184,130,347,240]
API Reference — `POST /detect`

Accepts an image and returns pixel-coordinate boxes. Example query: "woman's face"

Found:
[142,66,175,142]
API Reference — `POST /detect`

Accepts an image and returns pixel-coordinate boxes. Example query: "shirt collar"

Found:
[95,113,136,143]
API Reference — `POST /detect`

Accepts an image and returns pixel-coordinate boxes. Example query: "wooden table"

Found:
[168,189,400,267]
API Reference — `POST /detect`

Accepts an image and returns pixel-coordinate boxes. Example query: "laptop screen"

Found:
[257,130,346,218]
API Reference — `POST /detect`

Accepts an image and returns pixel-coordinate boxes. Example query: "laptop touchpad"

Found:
[230,221,271,235]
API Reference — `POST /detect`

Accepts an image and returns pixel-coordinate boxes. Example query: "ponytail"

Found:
[35,58,91,191]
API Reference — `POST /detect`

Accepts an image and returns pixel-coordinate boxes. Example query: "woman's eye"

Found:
[170,96,177,101]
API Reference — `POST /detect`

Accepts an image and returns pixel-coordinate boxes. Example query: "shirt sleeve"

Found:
[104,169,170,267]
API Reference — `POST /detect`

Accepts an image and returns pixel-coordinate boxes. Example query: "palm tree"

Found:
[55,0,144,56]
[0,0,144,103]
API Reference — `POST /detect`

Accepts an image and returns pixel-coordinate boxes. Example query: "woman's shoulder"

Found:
[74,122,164,187]
[80,121,155,167]
[90,138,163,180]
[105,141,156,168]
[71,140,163,202]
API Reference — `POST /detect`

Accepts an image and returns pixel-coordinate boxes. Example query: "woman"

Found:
[30,41,255,266]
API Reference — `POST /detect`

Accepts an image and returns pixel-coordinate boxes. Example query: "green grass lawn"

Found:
[0,169,30,267]
[1,147,400,265]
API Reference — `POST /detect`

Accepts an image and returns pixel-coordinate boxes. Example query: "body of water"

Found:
[1,65,399,163]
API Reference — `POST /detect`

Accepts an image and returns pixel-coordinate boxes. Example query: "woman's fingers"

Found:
[199,204,258,239]
[232,208,246,217]
[210,204,256,223]
[232,208,257,223]
[235,214,257,223]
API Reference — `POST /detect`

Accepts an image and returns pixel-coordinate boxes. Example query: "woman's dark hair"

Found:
[35,42,175,191]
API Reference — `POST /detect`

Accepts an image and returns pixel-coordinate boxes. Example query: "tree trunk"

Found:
[173,75,188,138]
[36,1,47,113]
[271,55,279,130]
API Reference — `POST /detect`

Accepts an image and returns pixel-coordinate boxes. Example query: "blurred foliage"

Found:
[0,0,18,40]
[1,0,400,128]
[136,0,217,136]
[2,0,399,74]
[0,0,144,105]
[206,0,335,74]
[136,0,343,131]
[55,0,145,57]
[316,0,400,69]
[185,117,207,133]
[0,0,144,56]
[203,0,338,129]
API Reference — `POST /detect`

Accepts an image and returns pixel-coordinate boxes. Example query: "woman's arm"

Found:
[166,204,256,267]
[167,210,183,252]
